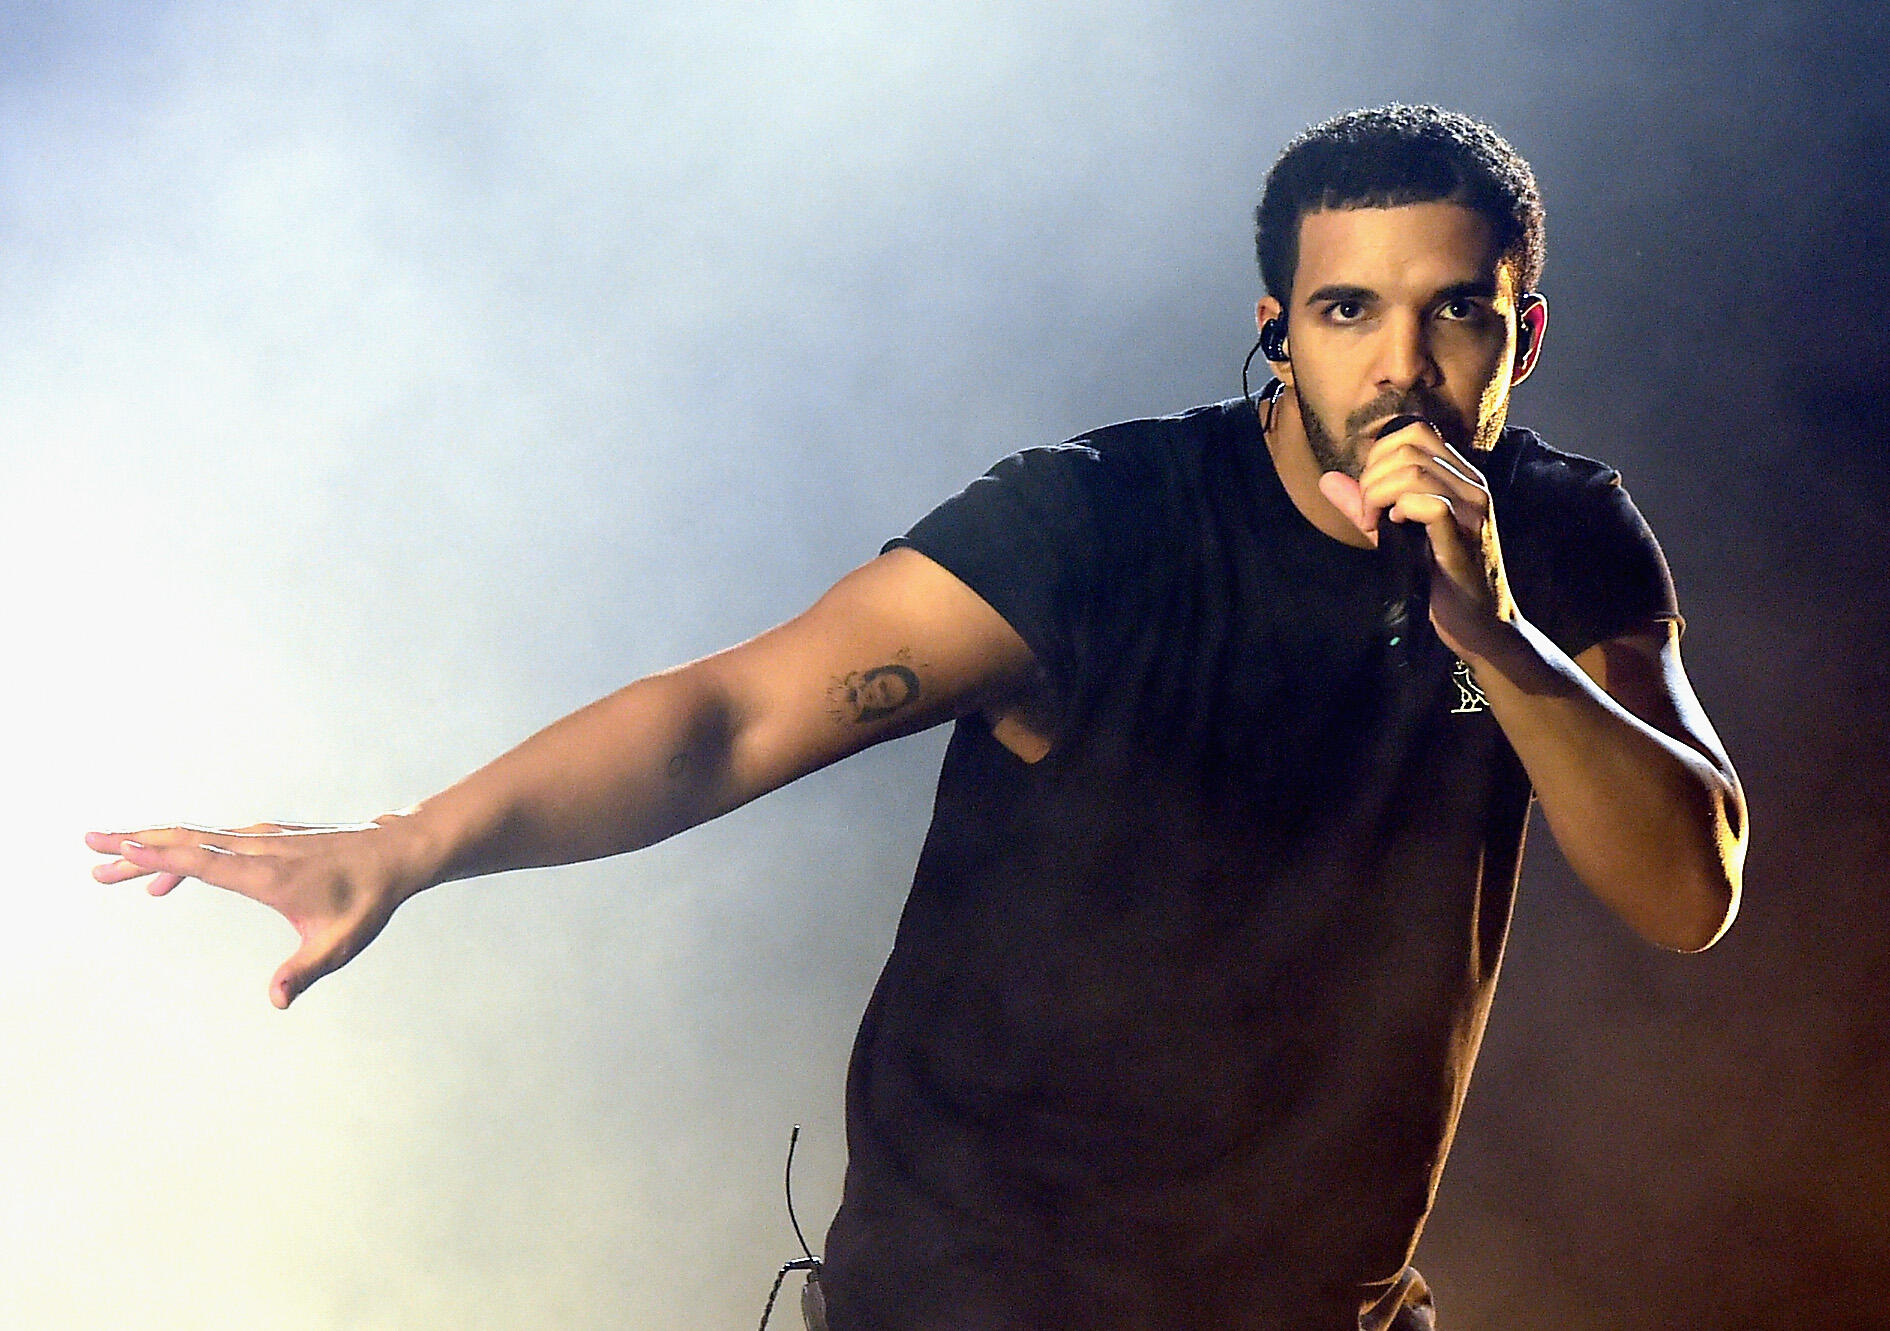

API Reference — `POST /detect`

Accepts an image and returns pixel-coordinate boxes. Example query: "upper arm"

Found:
[680,547,1040,798]
[1573,621,1744,802]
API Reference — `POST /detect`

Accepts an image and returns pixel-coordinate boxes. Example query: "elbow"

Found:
[1593,773,1746,953]
[1652,787,1748,953]
[1661,870,1740,953]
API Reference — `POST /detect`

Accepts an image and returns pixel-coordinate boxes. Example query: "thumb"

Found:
[270,929,348,1010]
[270,958,309,1010]
[1317,470,1371,536]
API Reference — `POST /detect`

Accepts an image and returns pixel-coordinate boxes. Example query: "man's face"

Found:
[1278,201,1524,477]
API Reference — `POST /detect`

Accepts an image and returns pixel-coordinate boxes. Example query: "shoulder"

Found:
[1484,423,1659,551]
[987,397,1256,512]
[1057,397,1252,466]
[894,397,1254,553]
[886,399,1256,695]
[1483,424,1626,500]
[1487,424,1681,654]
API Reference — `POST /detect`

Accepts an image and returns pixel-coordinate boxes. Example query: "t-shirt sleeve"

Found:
[883,441,1113,697]
[1499,440,1683,658]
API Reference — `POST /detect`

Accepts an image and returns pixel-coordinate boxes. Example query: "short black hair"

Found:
[1254,105,1545,302]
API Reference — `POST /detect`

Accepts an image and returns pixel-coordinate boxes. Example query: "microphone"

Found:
[1373,414,1431,657]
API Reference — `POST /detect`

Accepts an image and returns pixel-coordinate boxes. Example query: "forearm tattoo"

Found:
[829,651,924,726]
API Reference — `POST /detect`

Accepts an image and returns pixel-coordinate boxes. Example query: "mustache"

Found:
[1342,390,1469,445]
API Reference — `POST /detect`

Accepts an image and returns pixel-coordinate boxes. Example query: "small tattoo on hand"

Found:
[666,753,690,778]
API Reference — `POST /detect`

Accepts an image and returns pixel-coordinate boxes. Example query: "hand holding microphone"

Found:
[1313,407,1505,664]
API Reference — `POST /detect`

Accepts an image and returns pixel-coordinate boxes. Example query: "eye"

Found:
[1326,299,1365,322]
[1437,297,1480,321]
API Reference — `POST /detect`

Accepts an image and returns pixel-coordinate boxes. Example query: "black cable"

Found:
[756,1125,823,1331]
[1241,336,1264,406]
[756,1258,820,1331]
[785,1123,816,1264]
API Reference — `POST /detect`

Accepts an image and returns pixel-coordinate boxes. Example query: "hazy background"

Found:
[8,1,1887,1326]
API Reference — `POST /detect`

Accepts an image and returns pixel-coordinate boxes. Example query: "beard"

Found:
[1299,386,1483,479]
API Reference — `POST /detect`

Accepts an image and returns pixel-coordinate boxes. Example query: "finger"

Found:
[90,856,184,892]
[119,838,279,901]
[90,825,289,851]
[92,855,149,884]
[1317,471,1369,535]
[1360,455,1486,538]
[1387,491,1458,532]
[1361,425,1467,474]
[1358,444,1478,500]
[270,925,355,1010]
[1360,468,1467,540]
[270,959,302,1010]
[1366,419,1482,470]
[87,829,163,856]
[1428,452,1482,490]
[1357,437,1447,534]
[1388,492,1492,591]
[89,834,191,893]
[89,826,197,845]
[1362,421,1444,476]
[128,825,275,850]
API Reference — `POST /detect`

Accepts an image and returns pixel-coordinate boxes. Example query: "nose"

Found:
[1373,309,1439,391]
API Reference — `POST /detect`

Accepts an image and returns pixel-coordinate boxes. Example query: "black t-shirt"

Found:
[820,398,1680,1331]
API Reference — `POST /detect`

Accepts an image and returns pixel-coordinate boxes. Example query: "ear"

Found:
[1511,292,1548,386]
[1255,296,1293,386]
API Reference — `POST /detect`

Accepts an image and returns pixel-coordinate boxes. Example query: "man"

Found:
[89,106,1745,1330]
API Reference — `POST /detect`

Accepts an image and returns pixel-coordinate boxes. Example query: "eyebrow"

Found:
[1301,283,1377,307]
[1300,278,1501,308]
[1430,278,1501,302]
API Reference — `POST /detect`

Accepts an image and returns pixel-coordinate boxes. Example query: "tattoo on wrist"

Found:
[666,753,690,778]
[829,652,924,725]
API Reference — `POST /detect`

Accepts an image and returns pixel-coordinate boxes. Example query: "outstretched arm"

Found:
[88,548,1036,1007]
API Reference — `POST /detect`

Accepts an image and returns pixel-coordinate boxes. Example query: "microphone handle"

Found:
[1382,520,1430,647]
[1372,414,1432,649]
